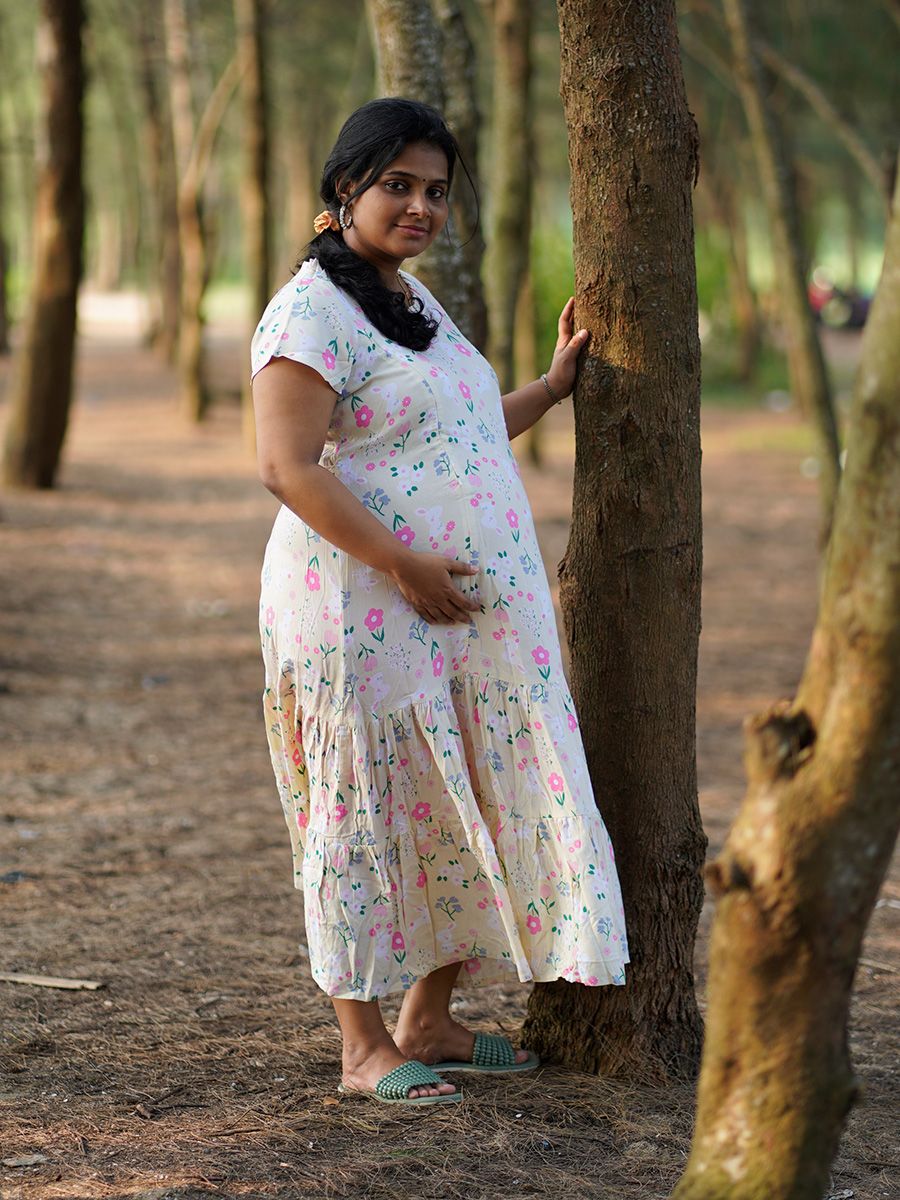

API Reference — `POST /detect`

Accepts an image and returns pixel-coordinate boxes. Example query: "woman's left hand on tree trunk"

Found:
[546,296,590,401]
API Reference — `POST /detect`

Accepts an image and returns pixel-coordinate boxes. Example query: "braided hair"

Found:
[294,97,479,352]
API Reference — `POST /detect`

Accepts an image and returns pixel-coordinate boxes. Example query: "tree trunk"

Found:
[134,5,180,360]
[522,0,706,1081]
[723,0,841,546]
[235,0,272,447]
[164,0,210,422]
[0,99,9,355]
[673,167,900,1200]
[364,0,469,329]
[485,0,533,393]
[433,0,488,350]
[2,0,85,489]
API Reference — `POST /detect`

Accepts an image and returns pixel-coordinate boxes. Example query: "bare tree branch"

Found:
[758,40,890,207]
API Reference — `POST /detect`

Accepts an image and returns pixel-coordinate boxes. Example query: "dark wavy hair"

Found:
[293,97,479,352]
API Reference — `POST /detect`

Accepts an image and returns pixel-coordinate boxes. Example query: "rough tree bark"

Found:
[485,0,533,392]
[364,0,470,330]
[522,0,706,1081]
[723,0,841,546]
[673,166,900,1200]
[2,0,84,489]
[234,0,272,445]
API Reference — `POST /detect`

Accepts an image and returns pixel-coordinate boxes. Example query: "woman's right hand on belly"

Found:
[389,551,482,625]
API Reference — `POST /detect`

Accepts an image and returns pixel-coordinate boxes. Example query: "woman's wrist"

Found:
[542,370,568,404]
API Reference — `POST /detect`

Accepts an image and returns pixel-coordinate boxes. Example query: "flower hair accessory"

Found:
[313,209,340,234]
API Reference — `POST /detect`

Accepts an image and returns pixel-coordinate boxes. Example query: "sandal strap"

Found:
[375,1059,445,1100]
[472,1032,516,1067]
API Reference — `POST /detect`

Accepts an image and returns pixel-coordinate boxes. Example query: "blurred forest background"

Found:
[0,0,896,422]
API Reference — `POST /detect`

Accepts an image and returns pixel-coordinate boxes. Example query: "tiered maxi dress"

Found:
[251,256,629,1001]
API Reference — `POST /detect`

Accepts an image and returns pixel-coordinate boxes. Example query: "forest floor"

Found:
[0,303,896,1200]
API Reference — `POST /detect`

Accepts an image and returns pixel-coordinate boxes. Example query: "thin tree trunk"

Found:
[93,208,122,291]
[485,0,533,392]
[2,0,85,489]
[673,166,900,1200]
[522,0,706,1081]
[235,0,272,447]
[433,0,488,350]
[0,100,9,355]
[723,0,841,547]
[364,0,468,328]
[134,6,180,359]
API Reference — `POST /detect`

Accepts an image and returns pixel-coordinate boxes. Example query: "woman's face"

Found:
[338,140,450,279]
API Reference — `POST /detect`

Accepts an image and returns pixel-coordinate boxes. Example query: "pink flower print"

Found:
[416,870,427,888]
[446,520,456,532]
[395,525,416,546]
[365,607,384,631]
[411,802,431,821]
[458,381,471,399]
[586,976,599,986]
[292,748,302,765]
[548,773,564,792]
[305,568,320,591]
[506,509,519,529]
[356,405,374,427]
[322,348,336,371]
[526,915,542,934]
[334,803,348,820]
[297,811,308,828]
[392,932,406,951]
[531,645,550,666]
[265,605,275,625]
[454,343,472,356]
[567,713,578,730]
[432,651,444,677]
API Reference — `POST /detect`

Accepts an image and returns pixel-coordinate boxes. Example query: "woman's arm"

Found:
[499,298,590,441]
[253,357,410,578]
[500,376,562,441]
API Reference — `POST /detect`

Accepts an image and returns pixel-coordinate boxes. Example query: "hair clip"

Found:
[313,209,340,234]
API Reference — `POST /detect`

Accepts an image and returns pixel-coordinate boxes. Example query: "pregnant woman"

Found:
[251,97,629,1106]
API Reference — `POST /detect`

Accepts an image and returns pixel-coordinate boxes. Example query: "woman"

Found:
[251,98,629,1107]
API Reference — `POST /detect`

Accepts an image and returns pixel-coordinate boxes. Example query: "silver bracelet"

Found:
[540,372,562,405]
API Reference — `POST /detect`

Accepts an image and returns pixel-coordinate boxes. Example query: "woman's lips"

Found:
[397,225,428,237]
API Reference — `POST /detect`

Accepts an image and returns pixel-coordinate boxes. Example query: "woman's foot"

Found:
[393,1012,532,1067]
[341,1037,459,1100]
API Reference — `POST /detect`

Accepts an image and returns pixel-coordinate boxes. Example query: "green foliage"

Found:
[695,224,734,333]
[530,220,574,371]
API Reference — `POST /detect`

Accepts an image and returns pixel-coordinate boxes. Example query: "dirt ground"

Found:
[0,306,897,1200]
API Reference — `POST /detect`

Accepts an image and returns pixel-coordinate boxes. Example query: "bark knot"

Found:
[744,701,816,783]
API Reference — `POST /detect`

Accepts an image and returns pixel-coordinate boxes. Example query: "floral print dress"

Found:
[251,256,629,1001]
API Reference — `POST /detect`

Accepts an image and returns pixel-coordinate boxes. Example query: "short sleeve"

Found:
[250,264,358,394]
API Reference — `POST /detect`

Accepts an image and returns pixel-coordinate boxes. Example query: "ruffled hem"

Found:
[263,668,630,1001]
[321,949,628,1002]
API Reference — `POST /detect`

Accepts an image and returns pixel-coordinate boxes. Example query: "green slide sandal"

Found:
[338,1059,463,1105]
[432,1031,540,1074]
